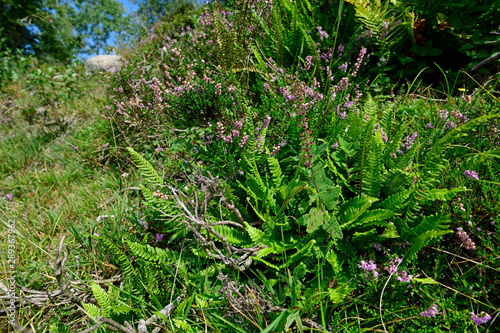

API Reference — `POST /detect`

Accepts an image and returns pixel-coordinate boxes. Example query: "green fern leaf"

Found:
[244,221,265,243]
[405,214,452,262]
[127,147,163,186]
[49,324,72,333]
[427,187,469,201]
[127,241,177,262]
[380,189,412,210]
[82,302,102,320]
[91,282,110,316]
[341,208,395,230]
[338,195,378,225]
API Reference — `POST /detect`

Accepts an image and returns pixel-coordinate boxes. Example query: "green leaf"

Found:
[293,262,307,280]
[413,277,439,284]
[328,283,352,303]
[307,208,324,234]
[261,310,289,333]
[244,221,265,243]
[287,239,315,267]
[326,249,343,274]
[323,216,343,239]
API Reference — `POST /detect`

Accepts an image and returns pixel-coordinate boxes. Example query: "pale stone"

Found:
[85,55,123,75]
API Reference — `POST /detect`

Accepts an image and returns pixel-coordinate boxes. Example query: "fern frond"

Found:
[211,225,252,246]
[427,187,469,201]
[82,302,102,321]
[338,195,378,225]
[244,221,265,243]
[341,209,395,230]
[405,214,452,262]
[91,282,111,316]
[362,136,382,198]
[379,189,412,210]
[127,147,163,186]
[268,153,287,200]
[127,241,177,262]
[49,324,72,333]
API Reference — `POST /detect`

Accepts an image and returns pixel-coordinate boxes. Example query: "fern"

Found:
[127,147,163,186]
[379,189,412,210]
[362,135,382,198]
[102,238,142,297]
[346,0,413,55]
[338,195,377,225]
[244,221,265,243]
[405,113,500,226]
[268,152,287,200]
[49,324,72,333]
[91,282,111,316]
[127,241,178,262]
[211,224,252,247]
[341,208,395,230]
[82,302,102,321]
[404,214,452,262]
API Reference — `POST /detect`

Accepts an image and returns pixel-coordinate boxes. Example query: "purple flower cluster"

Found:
[420,304,439,318]
[463,170,479,180]
[397,132,417,155]
[359,259,379,277]
[317,26,328,40]
[438,109,456,129]
[320,48,332,63]
[457,227,476,250]
[337,44,344,57]
[302,55,313,71]
[352,48,367,78]
[470,311,491,325]
[338,62,348,73]
[396,270,413,283]
[270,140,287,157]
[384,256,402,274]
[156,233,164,243]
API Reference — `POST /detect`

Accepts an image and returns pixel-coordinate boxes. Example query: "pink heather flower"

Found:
[457,227,476,250]
[396,270,413,282]
[384,257,402,275]
[155,147,164,153]
[263,83,270,91]
[317,26,328,40]
[359,259,378,277]
[470,311,491,326]
[332,142,339,150]
[156,233,164,243]
[463,170,479,180]
[6,193,13,201]
[420,304,439,318]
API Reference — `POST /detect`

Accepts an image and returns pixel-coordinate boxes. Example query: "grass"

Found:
[0,69,144,330]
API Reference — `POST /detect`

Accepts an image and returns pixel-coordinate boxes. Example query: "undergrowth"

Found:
[1,1,499,332]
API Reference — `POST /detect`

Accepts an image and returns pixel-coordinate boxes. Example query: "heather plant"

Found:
[5,1,500,332]
[111,88,498,331]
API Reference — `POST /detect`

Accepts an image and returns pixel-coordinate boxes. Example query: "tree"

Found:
[0,0,81,61]
[132,0,192,29]
[70,0,129,55]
